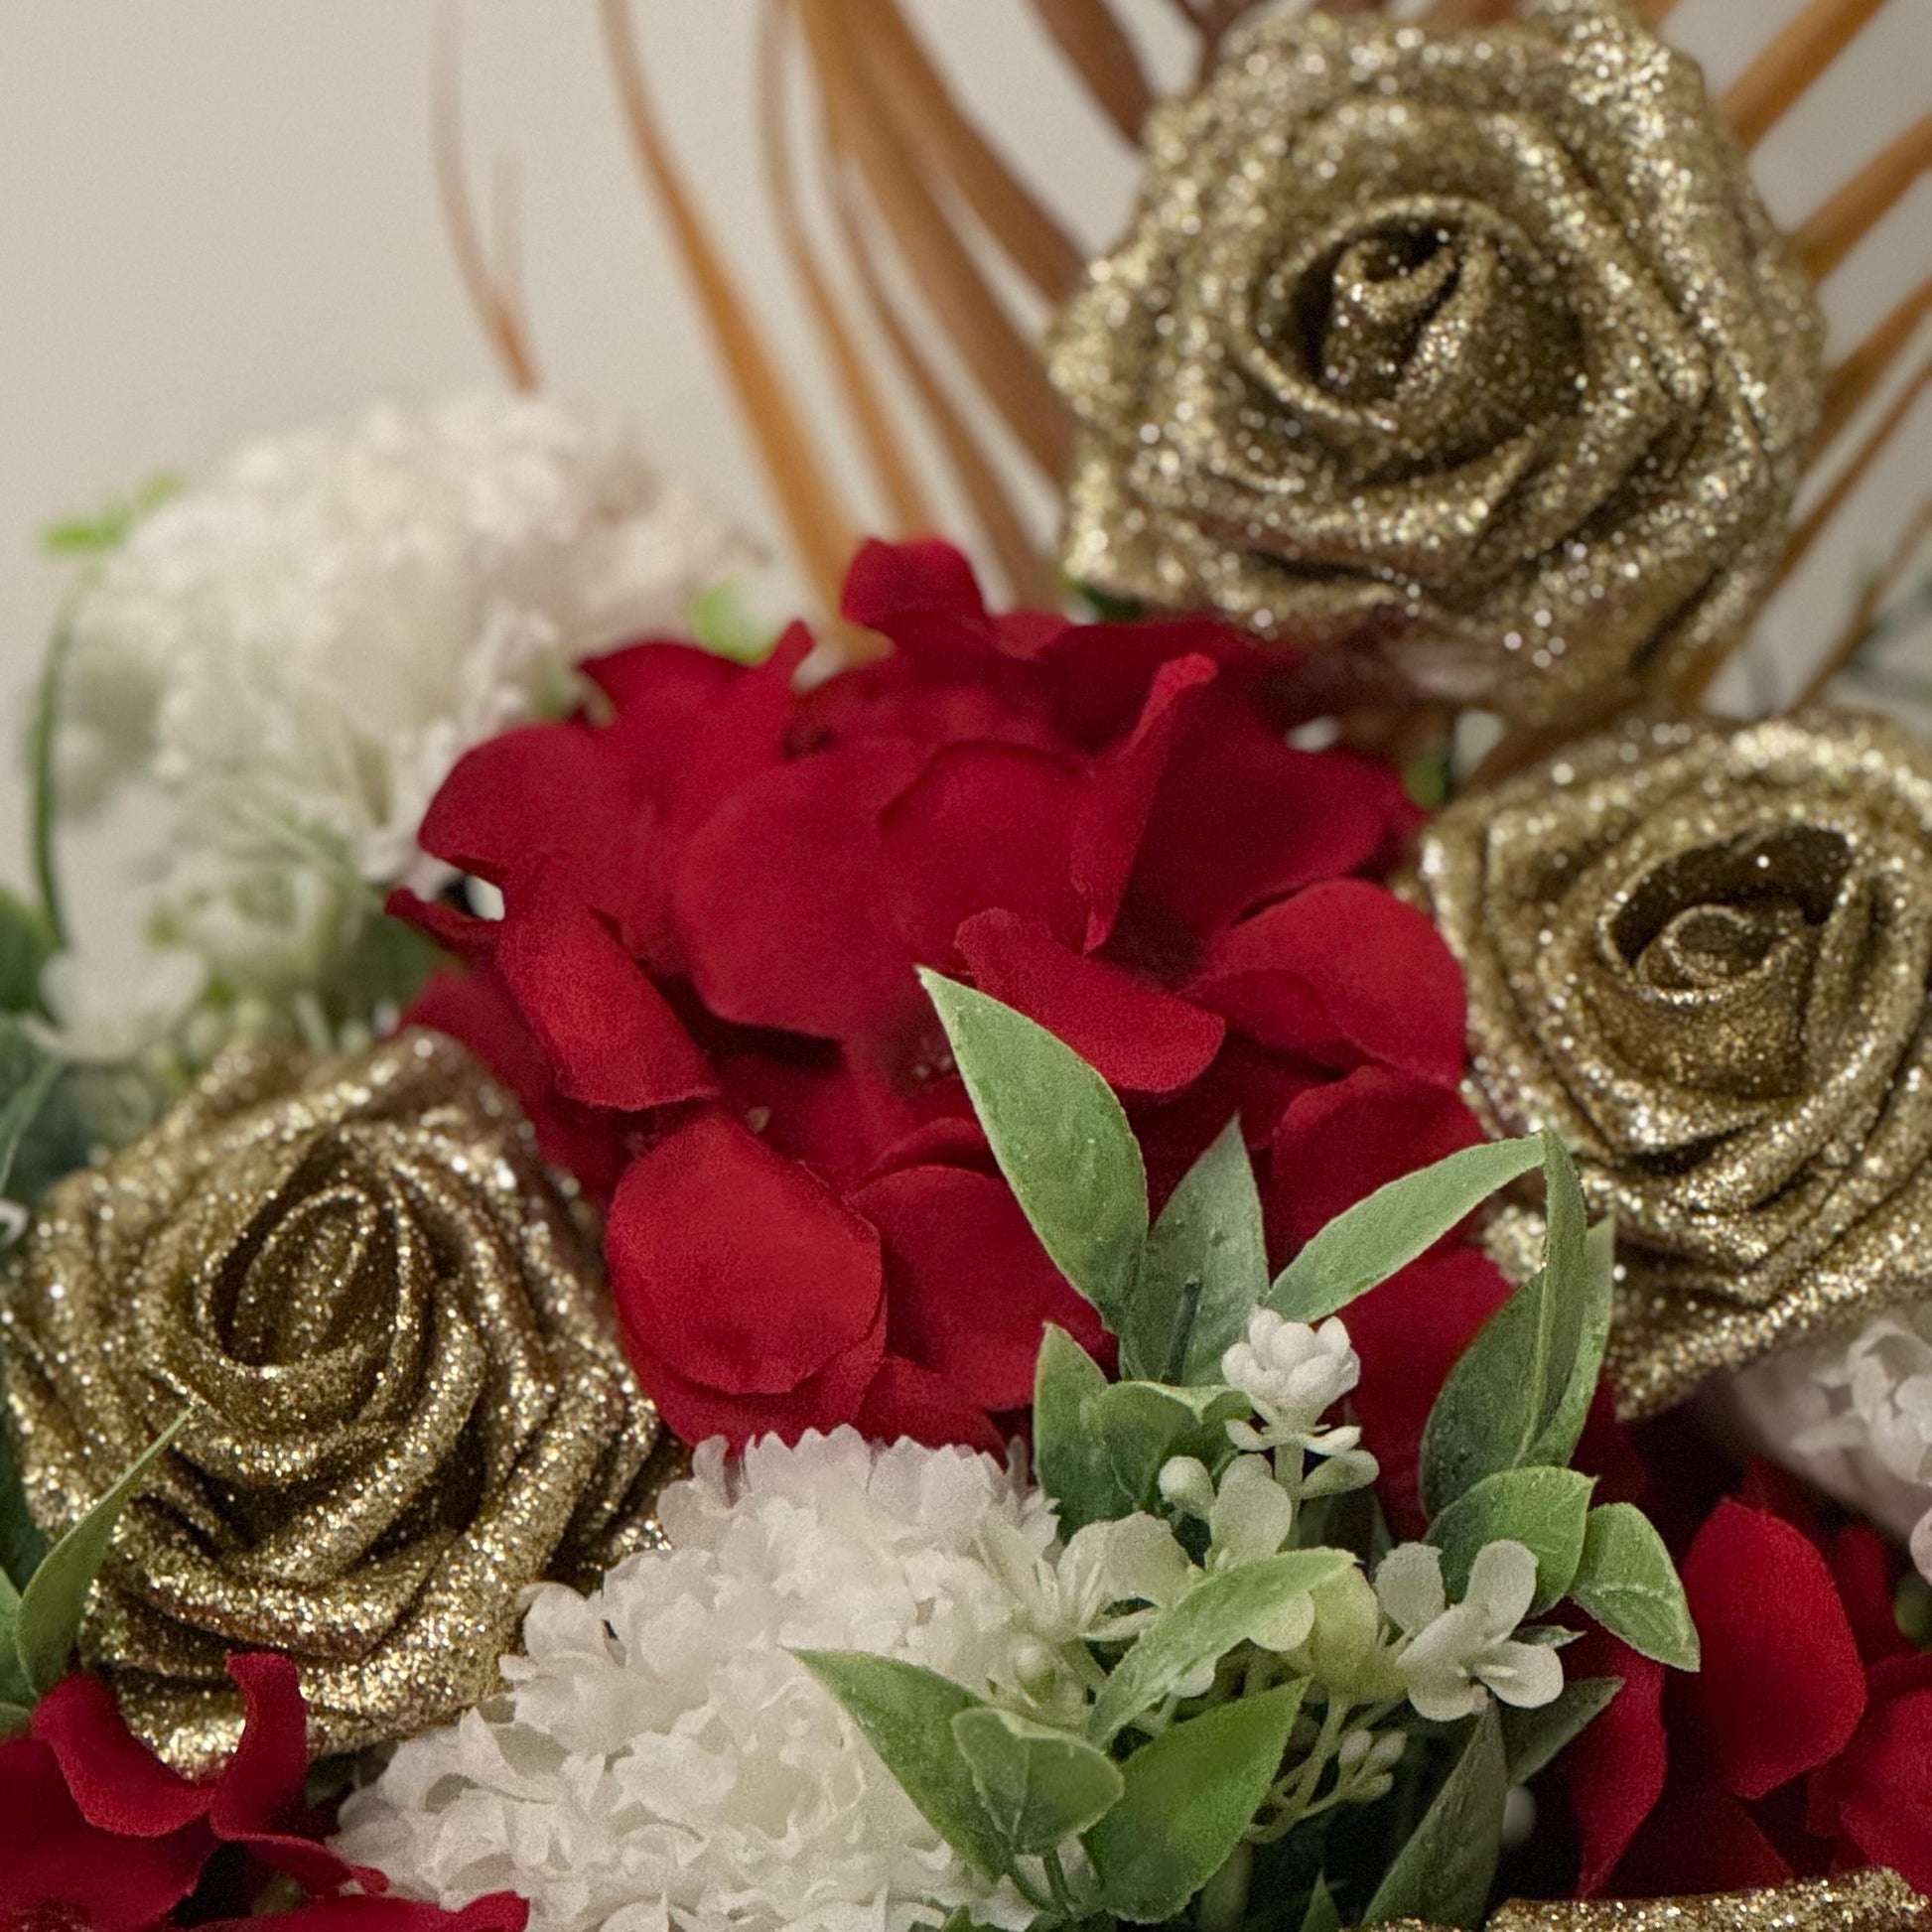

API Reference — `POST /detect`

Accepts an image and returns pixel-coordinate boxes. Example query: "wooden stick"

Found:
[1818,272,1932,450]
[1786,354,1932,586]
[431,0,538,391]
[600,0,856,612]
[1794,113,1932,282]
[759,1,933,538]
[1027,0,1155,147]
[1723,0,1889,153]
[1796,496,1932,705]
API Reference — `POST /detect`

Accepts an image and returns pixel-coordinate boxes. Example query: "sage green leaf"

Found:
[1298,1876,1343,1932]
[1091,1379,1247,1520]
[795,1652,1009,1878]
[1269,1137,1543,1323]
[1035,1325,1132,1534]
[1418,1138,1611,1517]
[1085,1682,1304,1923]
[1524,1214,1616,1475]
[1569,1505,1701,1671]
[1089,1550,1351,1744]
[1125,1119,1268,1384]
[1364,1705,1508,1928]
[16,1411,188,1697]
[0,1699,29,1739]
[0,1421,48,1590]
[0,890,52,1016]
[951,1706,1125,1855]
[1501,1675,1622,1784]
[0,1600,25,1708]
[1429,1467,1595,1614]
[920,971,1147,1324]
[0,1055,61,1203]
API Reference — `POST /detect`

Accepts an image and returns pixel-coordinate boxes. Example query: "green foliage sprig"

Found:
[805,975,1699,1932]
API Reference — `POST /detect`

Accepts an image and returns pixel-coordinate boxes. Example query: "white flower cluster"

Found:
[334,1432,1047,1932]
[53,393,749,1033]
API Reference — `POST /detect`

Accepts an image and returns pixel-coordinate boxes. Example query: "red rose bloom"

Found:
[396,539,1470,1451]
[0,1655,525,1931]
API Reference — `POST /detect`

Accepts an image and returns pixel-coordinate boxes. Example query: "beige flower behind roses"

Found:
[0,1029,671,1774]
[1416,710,1932,1417]
[1047,0,1822,729]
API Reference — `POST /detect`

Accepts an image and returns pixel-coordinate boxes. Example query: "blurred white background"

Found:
[2,0,1926,909]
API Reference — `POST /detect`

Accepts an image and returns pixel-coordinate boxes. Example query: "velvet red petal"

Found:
[840,537,992,669]
[1266,1064,1485,1258]
[854,1165,1108,1413]
[606,1113,887,1402]
[1070,653,1218,950]
[1612,1775,1794,1898]
[1683,1500,1866,1801]
[491,884,715,1112]
[1344,1248,1513,1539]
[854,1354,1005,1456]
[955,910,1225,1097]
[1809,1658,1932,1892]
[673,742,924,1039]
[1194,881,1466,1085]
[206,1894,532,1932]
[1563,1631,1671,1895]
[880,743,1084,963]
[1829,1523,1912,1665]
[33,1672,209,1839]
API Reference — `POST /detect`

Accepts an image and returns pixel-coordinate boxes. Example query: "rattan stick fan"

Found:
[443,0,1928,743]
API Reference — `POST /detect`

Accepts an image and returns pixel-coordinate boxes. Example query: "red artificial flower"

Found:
[1562,1473,1932,1900]
[394,538,1463,1452]
[0,1655,525,1932]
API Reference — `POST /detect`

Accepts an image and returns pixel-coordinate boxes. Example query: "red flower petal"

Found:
[1563,1631,1671,1895]
[1193,881,1466,1086]
[854,1354,1005,1456]
[1344,1248,1512,1539]
[840,538,993,671]
[201,1895,532,1932]
[606,1114,887,1425]
[490,882,716,1112]
[1266,1065,1485,1259]
[1612,1775,1793,1898]
[1070,654,1219,951]
[880,744,1084,963]
[1683,1500,1866,1801]
[33,1673,209,1839]
[673,742,925,1039]
[853,1165,1108,1413]
[955,910,1225,1097]
[1829,1523,1912,1665]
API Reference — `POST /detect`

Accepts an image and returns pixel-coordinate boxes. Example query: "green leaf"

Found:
[1568,1505,1701,1671]
[16,1412,188,1697]
[1089,1550,1351,1744]
[0,1421,49,1591]
[1429,1467,1595,1615]
[1419,1137,1611,1517]
[1524,1210,1616,1475]
[1501,1675,1622,1784]
[1364,1705,1509,1928]
[951,1706,1125,1855]
[0,1699,29,1739]
[1298,1876,1343,1932]
[794,1652,1009,1879]
[0,1055,61,1203]
[1034,1325,1129,1534]
[1090,1380,1247,1521]
[1126,1118,1268,1384]
[1269,1137,1543,1323]
[921,971,1147,1325]
[1085,1682,1304,1923]
[0,891,53,1016]
[0,1603,24,1708]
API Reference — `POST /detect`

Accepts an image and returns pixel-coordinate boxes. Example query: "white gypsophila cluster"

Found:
[333,1431,1050,1932]
[52,393,750,1031]
[1732,1311,1932,1583]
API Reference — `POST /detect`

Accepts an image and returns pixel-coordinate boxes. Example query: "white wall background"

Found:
[2,0,1927,907]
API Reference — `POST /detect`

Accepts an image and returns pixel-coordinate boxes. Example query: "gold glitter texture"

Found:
[1417,709,1932,1416]
[1046,0,1822,729]
[1388,1867,1929,1927]
[1,1030,670,1773]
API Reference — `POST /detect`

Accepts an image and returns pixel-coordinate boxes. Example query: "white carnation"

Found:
[51,393,750,1033]
[334,1431,1052,1932]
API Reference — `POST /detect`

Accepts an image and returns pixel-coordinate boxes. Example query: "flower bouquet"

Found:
[1,2,1928,1930]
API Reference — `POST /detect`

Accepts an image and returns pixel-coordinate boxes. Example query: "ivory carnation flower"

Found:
[333,1431,1050,1932]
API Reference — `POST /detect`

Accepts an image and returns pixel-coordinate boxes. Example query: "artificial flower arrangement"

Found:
[1,1,1929,1929]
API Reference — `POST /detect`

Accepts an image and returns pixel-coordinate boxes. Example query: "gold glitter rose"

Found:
[1417,710,1932,1416]
[0,1029,669,1772]
[1047,0,1822,728]
[1396,1868,1928,1928]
